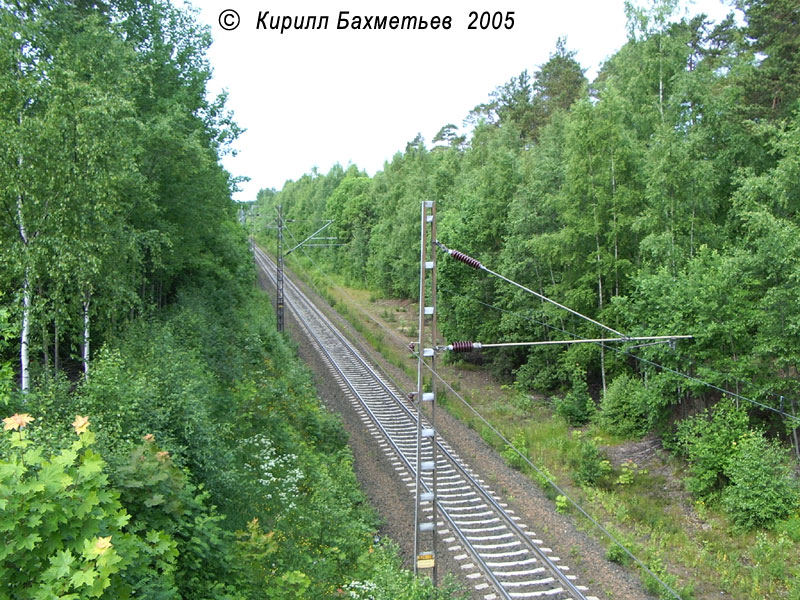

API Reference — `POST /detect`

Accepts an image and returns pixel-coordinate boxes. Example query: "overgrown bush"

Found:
[674,399,750,499]
[515,357,561,392]
[572,435,612,486]
[3,285,465,598]
[116,438,241,598]
[606,543,630,565]
[675,399,800,529]
[0,415,176,598]
[554,365,595,426]
[501,429,529,469]
[721,432,800,530]
[599,373,663,438]
[347,539,467,600]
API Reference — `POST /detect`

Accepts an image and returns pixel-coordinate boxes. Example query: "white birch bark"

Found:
[82,293,90,380]
[20,268,30,392]
[16,140,30,393]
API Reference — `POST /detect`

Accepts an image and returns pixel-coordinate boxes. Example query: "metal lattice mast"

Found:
[276,205,285,332]
[414,200,438,584]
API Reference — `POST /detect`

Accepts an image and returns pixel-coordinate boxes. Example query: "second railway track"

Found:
[254,245,598,600]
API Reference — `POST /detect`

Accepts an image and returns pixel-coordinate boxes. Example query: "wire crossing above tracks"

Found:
[253,245,596,600]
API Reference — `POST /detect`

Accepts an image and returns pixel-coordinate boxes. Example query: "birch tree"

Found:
[0,6,46,391]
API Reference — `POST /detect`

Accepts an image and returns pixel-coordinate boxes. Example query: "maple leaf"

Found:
[144,493,165,507]
[143,433,155,443]
[49,549,75,579]
[94,536,112,555]
[3,413,34,431]
[72,415,90,435]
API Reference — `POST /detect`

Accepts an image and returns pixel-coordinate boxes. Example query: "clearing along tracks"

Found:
[254,245,599,600]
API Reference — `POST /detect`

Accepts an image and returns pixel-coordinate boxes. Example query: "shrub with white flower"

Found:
[244,434,303,511]
[344,578,378,599]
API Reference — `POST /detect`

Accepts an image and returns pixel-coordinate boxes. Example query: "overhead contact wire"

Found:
[451,292,800,426]
[435,241,626,338]
[259,235,678,595]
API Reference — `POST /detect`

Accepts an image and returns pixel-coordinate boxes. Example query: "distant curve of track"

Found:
[254,245,598,600]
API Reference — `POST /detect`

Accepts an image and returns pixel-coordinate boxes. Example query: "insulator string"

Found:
[436,241,626,338]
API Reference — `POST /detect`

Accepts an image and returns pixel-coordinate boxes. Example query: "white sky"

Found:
[188,0,737,201]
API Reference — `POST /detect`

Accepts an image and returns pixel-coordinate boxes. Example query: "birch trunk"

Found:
[791,399,799,461]
[20,269,30,392]
[82,293,90,381]
[17,168,30,393]
[595,216,607,395]
[54,319,60,375]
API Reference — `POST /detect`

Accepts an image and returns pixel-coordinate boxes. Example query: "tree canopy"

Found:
[256,1,800,531]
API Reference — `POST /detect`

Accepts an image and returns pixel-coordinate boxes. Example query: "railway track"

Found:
[254,246,598,600]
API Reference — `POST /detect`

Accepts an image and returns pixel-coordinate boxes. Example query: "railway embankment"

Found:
[255,247,650,600]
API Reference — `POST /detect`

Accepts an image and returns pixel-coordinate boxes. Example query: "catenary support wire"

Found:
[434,335,693,353]
[448,291,800,426]
[436,241,627,338]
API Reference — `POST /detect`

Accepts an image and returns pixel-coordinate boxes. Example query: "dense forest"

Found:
[4,0,800,596]
[0,1,463,598]
[256,0,800,536]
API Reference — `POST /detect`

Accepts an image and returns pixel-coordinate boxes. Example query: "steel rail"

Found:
[253,246,593,600]
[253,248,515,598]
[261,268,512,597]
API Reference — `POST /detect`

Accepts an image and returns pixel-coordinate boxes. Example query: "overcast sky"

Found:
[189,0,737,201]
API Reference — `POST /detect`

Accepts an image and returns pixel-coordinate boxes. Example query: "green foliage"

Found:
[2,272,460,598]
[775,515,800,543]
[606,543,630,565]
[532,463,558,500]
[599,373,665,438]
[675,398,799,529]
[73,331,231,505]
[501,429,529,469]
[615,460,647,487]
[249,4,800,452]
[571,434,612,487]
[7,0,800,596]
[554,366,595,426]
[640,555,692,600]
[0,420,171,598]
[1,0,245,387]
[513,349,564,393]
[721,431,800,530]
[736,0,800,120]
[0,302,12,405]
[501,381,535,414]
[346,540,467,600]
[116,440,241,599]
[674,399,750,499]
